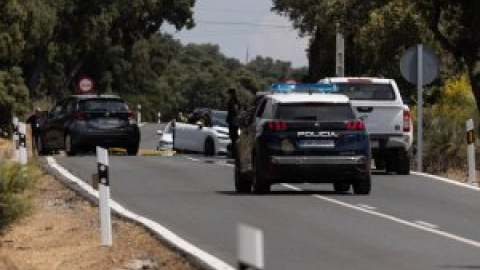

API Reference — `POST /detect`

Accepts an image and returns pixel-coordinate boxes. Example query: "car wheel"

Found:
[352,173,371,195]
[252,154,271,194]
[396,150,410,175]
[333,182,351,193]
[65,134,77,156]
[126,145,139,156]
[235,158,252,193]
[204,138,215,156]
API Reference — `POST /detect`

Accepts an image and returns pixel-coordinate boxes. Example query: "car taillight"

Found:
[403,109,411,132]
[128,110,135,120]
[344,120,365,130]
[75,111,86,120]
[266,121,288,131]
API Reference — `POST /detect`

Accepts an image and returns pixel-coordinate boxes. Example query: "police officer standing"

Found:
[26,108,43,154]
[226,88,240,155]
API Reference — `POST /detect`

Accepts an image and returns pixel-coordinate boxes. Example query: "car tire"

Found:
[204,138,215,156]
[333,182,351,193]
[65,134,77,156]
[396,150,410,175]
[352,173,371,195]
[252,154,271,194]
[127,145,139,156]
[235,158,252,193]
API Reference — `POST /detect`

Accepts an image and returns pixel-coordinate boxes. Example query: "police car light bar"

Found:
[269,83,336,93]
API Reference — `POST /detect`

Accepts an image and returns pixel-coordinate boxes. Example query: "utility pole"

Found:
[336,23,345,77]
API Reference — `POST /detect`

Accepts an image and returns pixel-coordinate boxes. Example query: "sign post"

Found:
[97,146,112,246]
[400,44,439,172]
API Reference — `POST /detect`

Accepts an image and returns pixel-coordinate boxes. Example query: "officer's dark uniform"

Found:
[226,88,240,155]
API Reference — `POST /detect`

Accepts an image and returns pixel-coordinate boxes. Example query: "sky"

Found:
[163,0,310,68]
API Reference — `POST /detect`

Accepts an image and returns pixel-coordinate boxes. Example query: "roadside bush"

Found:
[414,74,477,174]
[0,159,39,232]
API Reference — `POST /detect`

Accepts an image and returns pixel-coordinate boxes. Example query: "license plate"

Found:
[299,139,334,148]
[99,118,119,125]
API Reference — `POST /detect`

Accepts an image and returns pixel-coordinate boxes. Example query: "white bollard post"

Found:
[12,117,19,161]
[157,112,161,124]
[19,123,27,165]
[237,223,264,270]
[466,119,476,184]
[97,146,112,246]
[137,104,142,124]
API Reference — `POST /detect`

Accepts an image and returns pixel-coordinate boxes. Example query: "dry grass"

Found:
[0,138,198,270]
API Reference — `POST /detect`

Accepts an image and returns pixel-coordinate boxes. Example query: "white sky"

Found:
[164,0,309,67]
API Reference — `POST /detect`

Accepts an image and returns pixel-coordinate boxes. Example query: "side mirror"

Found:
[156,130,163,135]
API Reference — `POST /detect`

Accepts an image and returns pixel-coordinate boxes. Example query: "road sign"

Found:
[400,44,439,173]
[77,76,95,93]
[400,45,439,86]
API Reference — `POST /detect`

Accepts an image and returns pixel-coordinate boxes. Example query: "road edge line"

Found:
[412,171,480,191]
[43,157,235,270]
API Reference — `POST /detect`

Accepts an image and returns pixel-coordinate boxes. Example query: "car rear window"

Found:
[334,83,395,100]
[275,103,355,121]
[79,99,129,112]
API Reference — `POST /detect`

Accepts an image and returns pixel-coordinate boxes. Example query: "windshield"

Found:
[275,103,355,121]
[211,110,228,127]
[334,83,395,100]
[79,99,129,112]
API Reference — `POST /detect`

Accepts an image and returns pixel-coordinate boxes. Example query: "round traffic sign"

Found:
[400,44,439,86]
[77,76,95,93]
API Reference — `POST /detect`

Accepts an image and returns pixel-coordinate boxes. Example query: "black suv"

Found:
[235,91,371,194]
[38,95,140,156]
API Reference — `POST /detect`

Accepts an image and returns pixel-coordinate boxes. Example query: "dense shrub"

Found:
[0,159,38,232]
[414,74,477,173]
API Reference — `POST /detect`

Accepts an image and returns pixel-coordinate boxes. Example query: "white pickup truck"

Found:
[319,77,412,175]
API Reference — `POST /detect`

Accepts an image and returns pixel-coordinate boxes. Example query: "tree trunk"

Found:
[26,46,48,98]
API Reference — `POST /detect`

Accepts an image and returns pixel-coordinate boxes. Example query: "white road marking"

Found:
[412,172,480,191]
[414,220,439,229]
[185,156,200,162]
[46,157,235,270]
[356,204,377,210]
[282,184,480,248]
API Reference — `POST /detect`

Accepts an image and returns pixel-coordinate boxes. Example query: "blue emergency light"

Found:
[269,83,337,94]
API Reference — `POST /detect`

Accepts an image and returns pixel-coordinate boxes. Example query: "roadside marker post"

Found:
[158,112,161,124]
[237,224,264,270]
[97,146,112,246]
[12,117,19,161]
[137,104,142,124]
[466,119,476,184]
[18,123,27,166]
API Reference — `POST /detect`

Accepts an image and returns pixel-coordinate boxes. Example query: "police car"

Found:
[234,83,371,194]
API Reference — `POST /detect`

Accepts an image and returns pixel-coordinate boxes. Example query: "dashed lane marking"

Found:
[281,184,480,248]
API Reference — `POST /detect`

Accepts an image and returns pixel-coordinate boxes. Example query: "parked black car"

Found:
[38,95,140,156]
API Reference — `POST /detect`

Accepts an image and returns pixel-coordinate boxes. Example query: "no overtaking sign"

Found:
[77,76,95,93]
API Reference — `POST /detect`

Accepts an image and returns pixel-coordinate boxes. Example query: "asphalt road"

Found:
[50,123,480,269]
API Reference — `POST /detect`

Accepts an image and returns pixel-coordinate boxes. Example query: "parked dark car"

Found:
[38,95,140,156]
